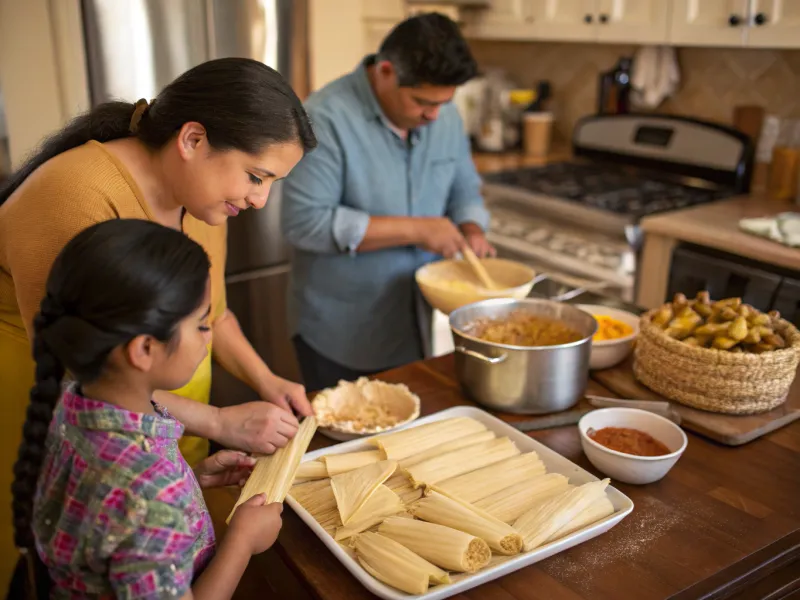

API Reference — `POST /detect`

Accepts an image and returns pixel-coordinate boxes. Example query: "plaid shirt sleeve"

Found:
[88,486,198,599]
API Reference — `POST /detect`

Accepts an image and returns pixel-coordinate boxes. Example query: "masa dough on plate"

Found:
[312,377,421,435]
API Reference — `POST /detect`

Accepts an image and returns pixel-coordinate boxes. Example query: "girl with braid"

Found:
[11,219,283,599]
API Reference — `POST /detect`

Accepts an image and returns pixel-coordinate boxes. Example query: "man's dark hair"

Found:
[377,12,478,87]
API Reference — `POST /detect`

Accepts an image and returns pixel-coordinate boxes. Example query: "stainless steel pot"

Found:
[449,298,597,414]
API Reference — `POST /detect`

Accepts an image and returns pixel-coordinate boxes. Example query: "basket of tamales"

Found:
[634,291,800,414]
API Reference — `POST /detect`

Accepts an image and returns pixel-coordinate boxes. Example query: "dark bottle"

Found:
[597,57,632,115]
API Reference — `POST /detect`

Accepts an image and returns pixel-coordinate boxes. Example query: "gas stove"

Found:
[483,161,733,220]
[481,114,755,299]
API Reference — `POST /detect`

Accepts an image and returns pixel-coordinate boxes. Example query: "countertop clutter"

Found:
[205,353,800,600]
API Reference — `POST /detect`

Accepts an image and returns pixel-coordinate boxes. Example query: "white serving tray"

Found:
[286,406,634,600]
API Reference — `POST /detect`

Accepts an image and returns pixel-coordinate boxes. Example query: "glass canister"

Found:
[768,118,800,201]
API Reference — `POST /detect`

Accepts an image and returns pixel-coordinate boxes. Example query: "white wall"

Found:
[0,0,88,167]
[308,0,365,91]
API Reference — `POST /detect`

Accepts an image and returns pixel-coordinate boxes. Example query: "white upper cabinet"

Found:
[669,0,750,46]
[747,0,800,48]
[528,0,596,41]
[462,0,538,39]
[594,0,670,44]
[469,0,669,43]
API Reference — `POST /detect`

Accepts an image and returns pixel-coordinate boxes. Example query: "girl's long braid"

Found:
[11,296,66,550]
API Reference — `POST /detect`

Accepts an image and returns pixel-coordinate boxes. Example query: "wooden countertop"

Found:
[472,147,571,174]
[206,354,800,600]
[640,194,800,271]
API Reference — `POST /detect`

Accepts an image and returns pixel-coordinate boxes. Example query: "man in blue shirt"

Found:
[282,13,493,391]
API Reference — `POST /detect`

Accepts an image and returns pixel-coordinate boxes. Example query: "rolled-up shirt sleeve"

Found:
[282,112,370,255]
[445,120,491,232]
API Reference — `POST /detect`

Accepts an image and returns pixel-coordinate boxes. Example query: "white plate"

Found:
[287,406,634,600]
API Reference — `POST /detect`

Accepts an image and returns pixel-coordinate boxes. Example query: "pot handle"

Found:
[455,346,508,365]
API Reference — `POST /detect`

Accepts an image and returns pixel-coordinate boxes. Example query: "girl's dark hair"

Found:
[0,57,317,207]
[11,219,211,552]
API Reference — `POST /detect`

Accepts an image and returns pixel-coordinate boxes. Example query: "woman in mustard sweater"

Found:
[0,57,316,588]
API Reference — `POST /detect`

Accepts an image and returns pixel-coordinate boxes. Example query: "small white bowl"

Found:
[578,408,687,485]
[576,304,639,370]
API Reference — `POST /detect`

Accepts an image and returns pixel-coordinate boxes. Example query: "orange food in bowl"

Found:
[592,315,634,342]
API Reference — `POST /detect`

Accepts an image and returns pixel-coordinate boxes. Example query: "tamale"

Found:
[227,416,317,523]
[379,516,491,572]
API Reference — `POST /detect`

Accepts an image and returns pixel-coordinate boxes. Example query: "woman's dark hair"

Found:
[377,12,477,87]
[0,57,317,207]
[11,219,211,553]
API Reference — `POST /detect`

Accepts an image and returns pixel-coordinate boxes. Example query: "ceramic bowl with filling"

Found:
[576,304,639,370]
[311,378,421,441]
[416,258,538,315]
[578,407,687,485]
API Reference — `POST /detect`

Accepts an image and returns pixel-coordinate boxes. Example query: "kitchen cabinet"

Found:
[747,0,800,48]
[468,0,669,44]
[670,0,749,46]
[594,0,670,44]
[463,0,538,40]
[529,0,595,41]
[670,0,800,48]
[362,0,406,52]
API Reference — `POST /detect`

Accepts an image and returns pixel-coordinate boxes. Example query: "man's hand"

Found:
[460,222,495,258]
[416,217,465,258]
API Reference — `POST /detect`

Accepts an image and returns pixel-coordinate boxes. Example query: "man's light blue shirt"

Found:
[281,57,490,371]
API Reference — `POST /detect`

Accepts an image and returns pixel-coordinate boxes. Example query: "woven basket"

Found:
[633,309,800,414]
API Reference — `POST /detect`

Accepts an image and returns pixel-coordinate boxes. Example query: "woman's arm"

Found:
[212,309,312,416]
[153,389,298,455]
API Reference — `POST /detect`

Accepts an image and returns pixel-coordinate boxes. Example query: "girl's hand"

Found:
[227,493,284,555]
[258,373,313,417]
[217,402,300,455]
[193,450,256,489]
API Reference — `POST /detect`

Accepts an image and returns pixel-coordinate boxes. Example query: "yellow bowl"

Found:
[415,258,537,315]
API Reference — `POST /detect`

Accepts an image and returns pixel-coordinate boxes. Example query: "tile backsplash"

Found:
[469,40,800,143]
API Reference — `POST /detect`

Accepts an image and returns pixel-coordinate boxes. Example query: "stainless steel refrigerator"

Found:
[82,0,305,403]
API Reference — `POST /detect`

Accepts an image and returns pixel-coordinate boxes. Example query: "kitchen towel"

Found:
[739,213,800,248]
[631,46,681,110]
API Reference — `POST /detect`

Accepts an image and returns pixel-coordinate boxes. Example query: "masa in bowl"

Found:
[312,378,421,441]
[416,257,537,315]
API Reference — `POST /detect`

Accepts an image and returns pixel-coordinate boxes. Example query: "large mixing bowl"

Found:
[416,258,538,315]
[449,298,597,414]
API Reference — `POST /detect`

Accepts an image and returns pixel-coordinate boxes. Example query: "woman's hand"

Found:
[258,373,314,417]
[193,450,256,489]
[216,401,300,455]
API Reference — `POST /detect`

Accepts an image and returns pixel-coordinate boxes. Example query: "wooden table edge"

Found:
[668,530,800,600]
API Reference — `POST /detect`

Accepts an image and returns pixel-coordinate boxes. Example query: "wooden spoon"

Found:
[461,245,499,290]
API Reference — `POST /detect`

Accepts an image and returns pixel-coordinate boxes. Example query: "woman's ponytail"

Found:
[0,102,138,207]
